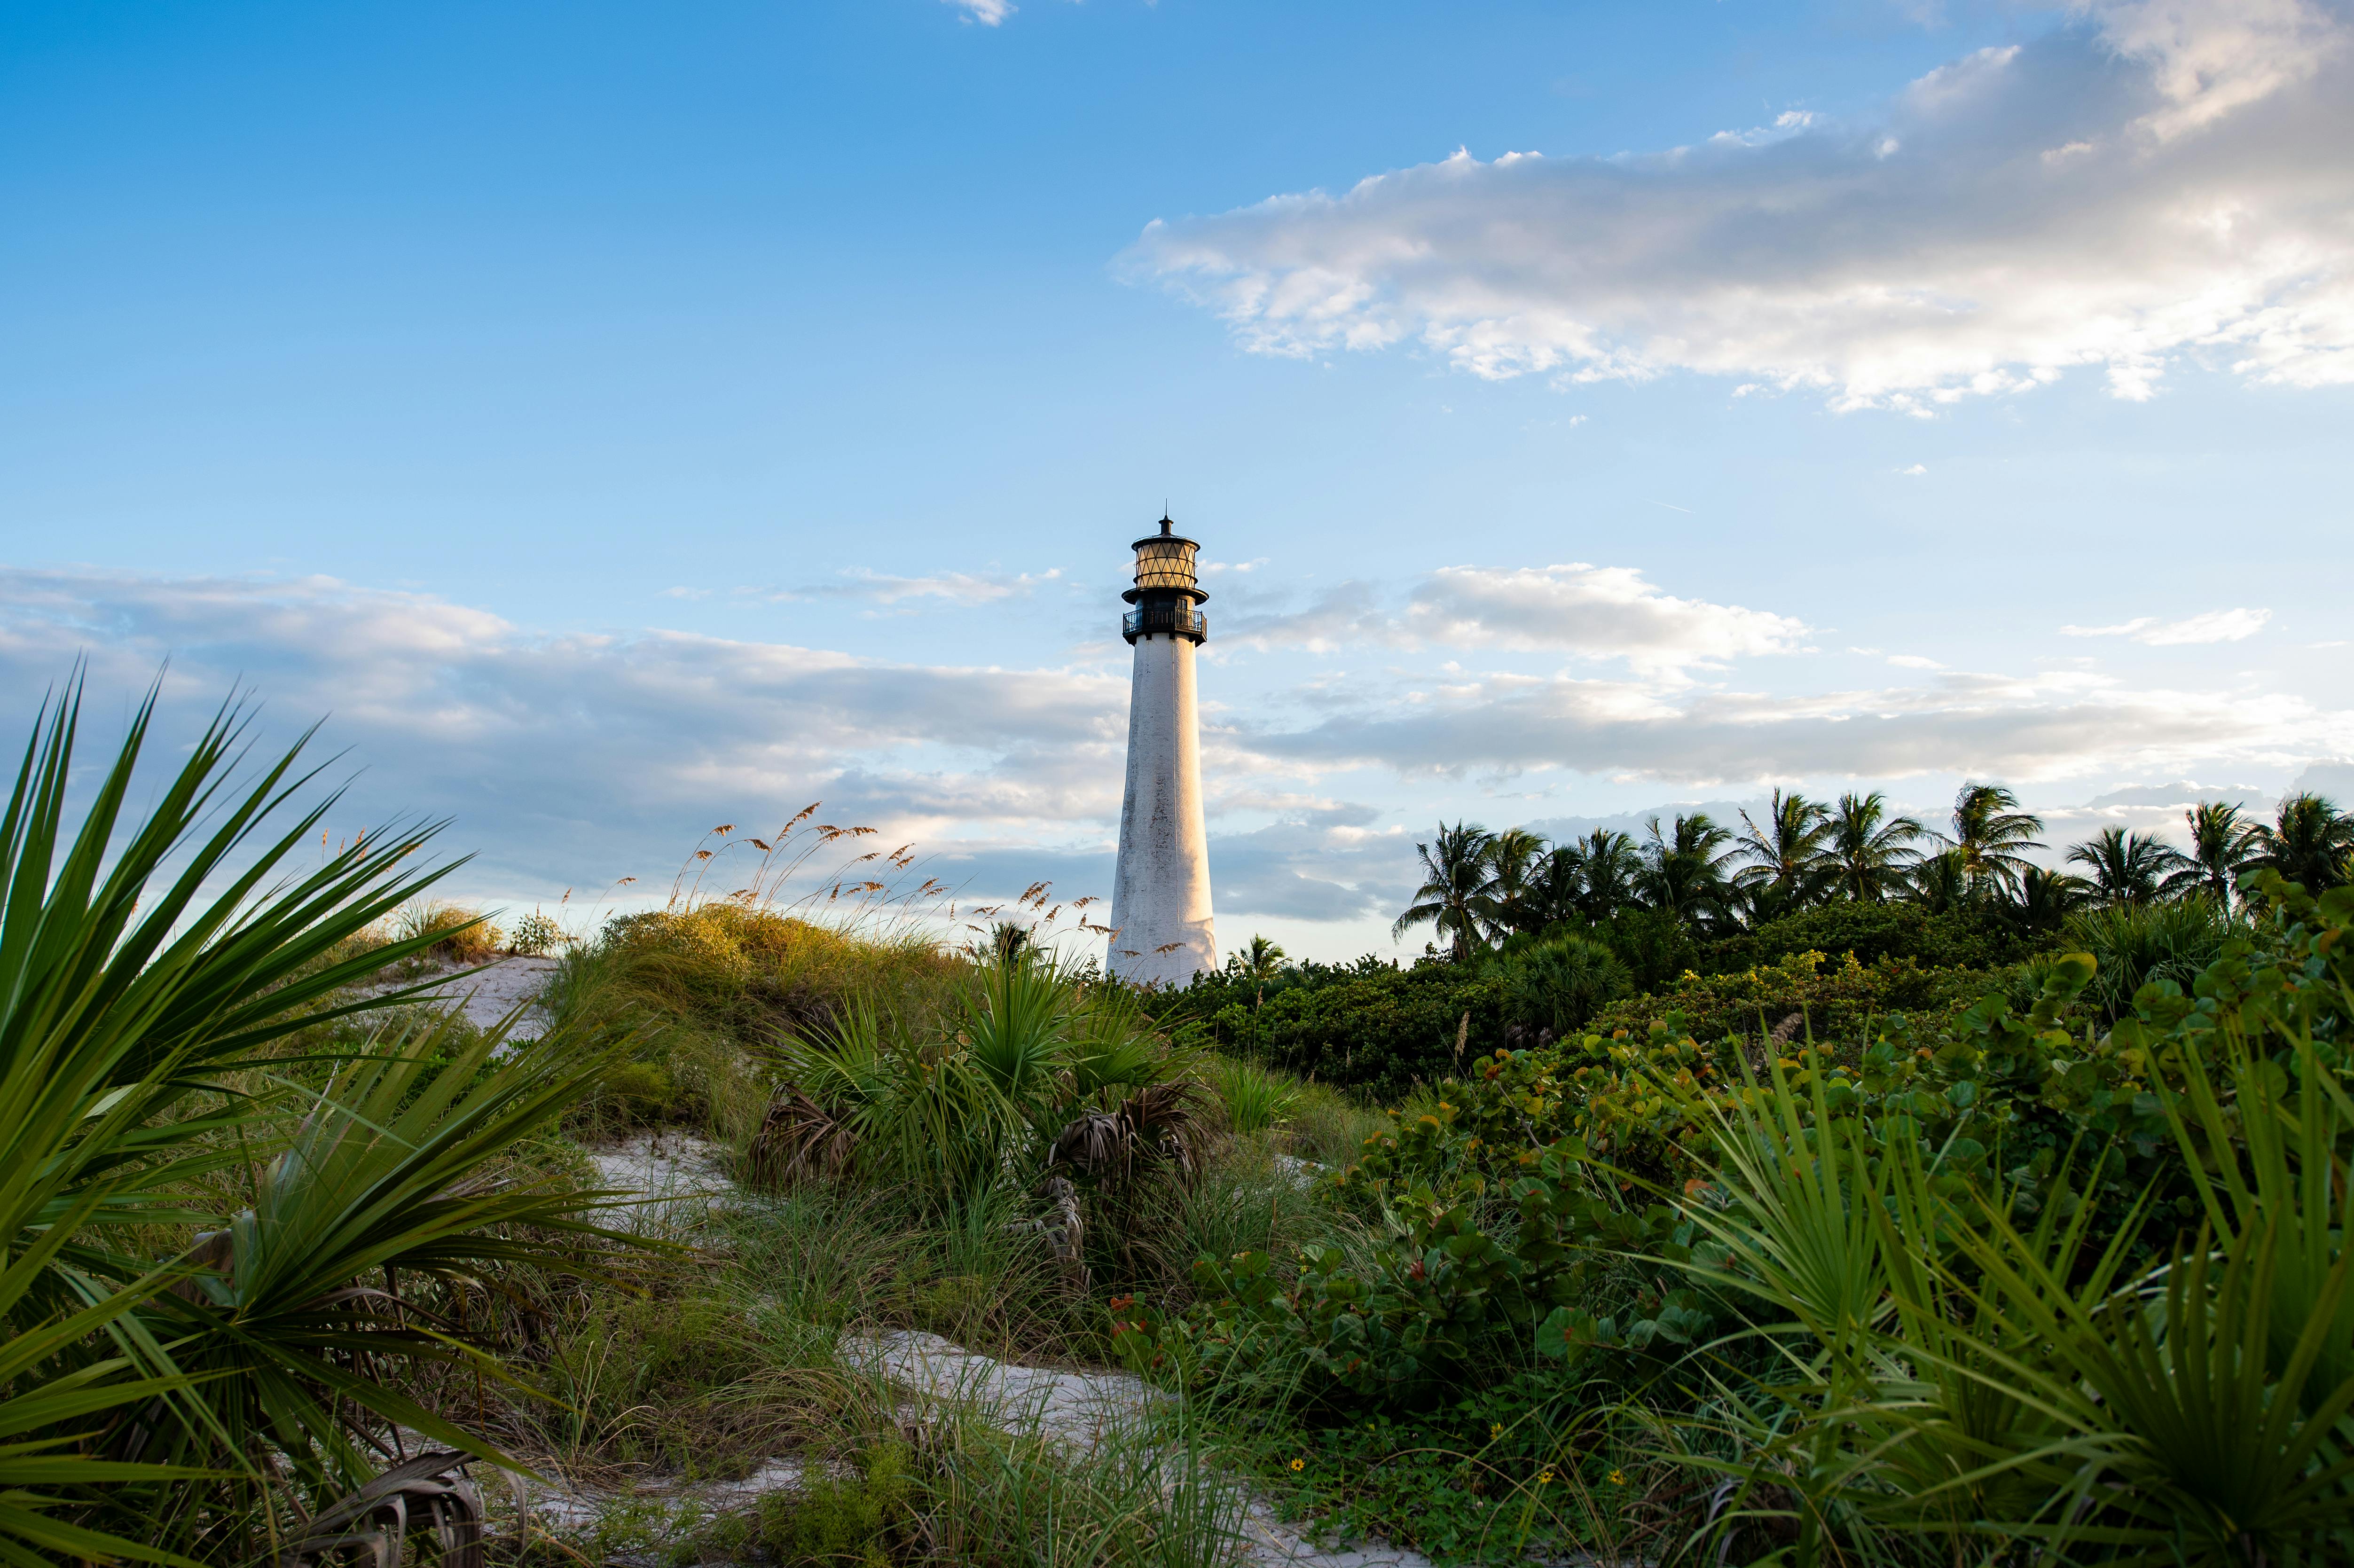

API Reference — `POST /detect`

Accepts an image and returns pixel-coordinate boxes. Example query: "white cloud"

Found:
[1898,463,1928,475]
[2061,606,2272,643]
[7,565,2338,932]
[1248,665,2349,786]
[1125,0,2354,410]
[0,569,1126,877]
[1887,653,1946,668]
[947,0,1013,24]
[1223,562,1812,677]
[815,566,1061,606]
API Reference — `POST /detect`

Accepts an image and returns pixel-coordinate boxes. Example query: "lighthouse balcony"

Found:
[1122,604,1209,644]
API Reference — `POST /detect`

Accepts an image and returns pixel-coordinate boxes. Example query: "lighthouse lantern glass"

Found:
[1132,538,1198,591]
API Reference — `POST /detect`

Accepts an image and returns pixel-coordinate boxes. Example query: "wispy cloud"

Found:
[786,566,1064,607]
[2062,606,2272,644]
[945,0,1012,24]
[1125,0,2354,410]
[1224,562,1811,677]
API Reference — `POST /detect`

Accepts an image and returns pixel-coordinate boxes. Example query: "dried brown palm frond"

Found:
[1049,1079,1210,1193]
[746,1088,857,1190]
[277,1450,483,1568]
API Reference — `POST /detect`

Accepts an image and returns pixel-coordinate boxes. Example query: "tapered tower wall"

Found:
[1110,632,1216,985]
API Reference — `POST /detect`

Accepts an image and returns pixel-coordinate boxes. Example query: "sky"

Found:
[3,0,2350,962]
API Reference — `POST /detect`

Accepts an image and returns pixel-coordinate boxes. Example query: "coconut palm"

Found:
[1231,933,1287,1010]
[1731,790,1836,918]
[1825,791,1926,902]
[2250,792,2354,893]
[1530,843,1585,928]
[1483,827,1550,939]
[1910,847,1970,914]
[1639,812,1735,927]
[1941,783,2046,895]
[1569,828,1644,922]
[2066,826,2190,908]
[2163,800,2260,908]
[1392,821,1499,961]
[2013,863,2094,933]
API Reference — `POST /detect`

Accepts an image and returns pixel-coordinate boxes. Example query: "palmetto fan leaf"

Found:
[1,674,482,1272]
[141,1011,657,1496]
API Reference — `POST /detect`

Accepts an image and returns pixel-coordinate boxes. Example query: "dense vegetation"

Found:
[1178,787,2346,1100]
[20,674,2354,1567]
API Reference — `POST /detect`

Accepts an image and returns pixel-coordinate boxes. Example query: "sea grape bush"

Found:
[1117,874,2354,1429]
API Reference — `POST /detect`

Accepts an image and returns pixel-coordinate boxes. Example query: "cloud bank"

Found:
[3,567,2342,925]
[1126,0,2354,410]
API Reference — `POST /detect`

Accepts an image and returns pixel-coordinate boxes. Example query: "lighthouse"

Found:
[1108,515,1217,987]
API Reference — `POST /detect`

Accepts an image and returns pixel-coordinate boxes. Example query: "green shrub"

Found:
[1137,875,2354,1563]
[1181,960,1506,1102]
[1494,933,1630,1036]
[2062,895,2243,1019]
[1210,1055,1300,1133]
[509,909,565,956]
[756,1444,911,1566]
[1585,946,1994,1044]
[1696,899,2040,974]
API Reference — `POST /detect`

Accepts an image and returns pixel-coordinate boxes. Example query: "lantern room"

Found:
[1121,515,1210,645]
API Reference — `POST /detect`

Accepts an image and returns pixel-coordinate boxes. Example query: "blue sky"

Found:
[4,0,2350,960]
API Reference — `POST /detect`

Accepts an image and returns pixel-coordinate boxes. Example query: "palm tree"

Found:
[1232,933,1287,1009]
[1826,791,1926,902]
[1483,827,1550,940]
[2250,792,2354,894]
[1942,783,2046,896]
[2014,863,2093,933]
[1393,820,1499,961]
[1639,812,1735,927]
[1731,789,1836,919]
[1910,847,1970,914]
[2162,800,2259,907]
[1571,828,1643,923]
[2066,826,2189,907]
[1531,843,1585,928]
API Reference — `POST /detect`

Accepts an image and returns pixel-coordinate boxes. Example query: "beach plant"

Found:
[0,676,654,1554]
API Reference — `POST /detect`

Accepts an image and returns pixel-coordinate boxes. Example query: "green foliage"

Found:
[508,909,565,956]
[1492,933,1630,1037]
[1138,868,2354,1563]
[0,678,676,1560]
[755,1444,911,1566]
[1209,1055,1300,1134]
[1184,959,1504,1102]
[2063,894,2244,1019]
[1697,898,2040,973]
[1586,945,1994,1046]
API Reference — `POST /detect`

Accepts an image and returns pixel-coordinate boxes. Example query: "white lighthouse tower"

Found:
[1108,515,1217,988]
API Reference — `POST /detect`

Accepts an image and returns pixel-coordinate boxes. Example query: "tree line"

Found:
[1392,783,2354,961]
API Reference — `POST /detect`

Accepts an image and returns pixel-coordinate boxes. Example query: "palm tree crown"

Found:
[1571,829,1643,923]
[1827,790,1926,902]
[1640,812,1734,925]
[1483,827,1549,940]
[1392,821,1498,961]
[1943,783,2046,895]
[2251,792,2354,893]
[2162,800,2259,906]
[1731,789,1836,915]
[2066,826,2188,907]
